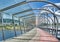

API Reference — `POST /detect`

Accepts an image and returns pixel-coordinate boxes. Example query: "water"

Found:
[0,30,22,41]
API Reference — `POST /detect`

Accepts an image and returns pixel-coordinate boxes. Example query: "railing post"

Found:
[54,15,57,37]
[0,13,5,40]
[12,15,17,37]
[23,20,25,33]
[19,18,22,34]
[47,13,51,33]
[50,16,53,34]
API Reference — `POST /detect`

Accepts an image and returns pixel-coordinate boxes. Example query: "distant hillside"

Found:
[0,19,19,23]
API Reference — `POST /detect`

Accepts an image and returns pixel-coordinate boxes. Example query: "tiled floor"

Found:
[37,28,59,42]
[2,28,59,42]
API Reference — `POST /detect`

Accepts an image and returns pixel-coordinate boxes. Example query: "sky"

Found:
[0,0,60,20]
[0,0,60,9]
[48,0,60,3]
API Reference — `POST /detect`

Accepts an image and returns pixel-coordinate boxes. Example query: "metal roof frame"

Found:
[0,0,60,12]
[21,15,35,19]
[38,16,50,24]
[13,9,32,16]
[40,14,53,24]
[19,13,34,18]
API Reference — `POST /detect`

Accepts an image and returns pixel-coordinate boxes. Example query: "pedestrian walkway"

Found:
[2,28,37,42]
[2,28,59,42]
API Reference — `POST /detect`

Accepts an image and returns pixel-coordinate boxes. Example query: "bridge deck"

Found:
[2,28,59,42]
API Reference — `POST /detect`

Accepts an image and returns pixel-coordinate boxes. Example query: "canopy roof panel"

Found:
[0,0,25,9]
[0,0,60,20]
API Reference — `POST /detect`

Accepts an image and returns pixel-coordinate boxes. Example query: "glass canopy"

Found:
[0,0,60,41]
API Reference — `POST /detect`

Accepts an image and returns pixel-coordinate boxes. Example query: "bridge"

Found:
[0,0,60,42]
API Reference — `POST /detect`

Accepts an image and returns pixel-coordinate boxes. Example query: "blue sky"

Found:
[29,0,60,8]
[48,0,60,3]
[0,0,60,9]
[0,0,60,19]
